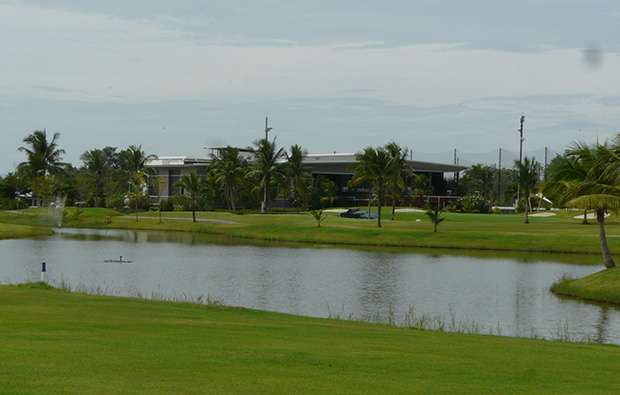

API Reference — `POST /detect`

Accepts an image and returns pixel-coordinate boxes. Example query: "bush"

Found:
[454,194,490,214]
[159,199,174,212]
[169,194,192,211]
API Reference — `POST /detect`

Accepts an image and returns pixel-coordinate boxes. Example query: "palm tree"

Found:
[17,129,66,177]
[463,164,495,201]
[174,171,207,222]
[348,146,391,228]
[541,140,619,269]
[120,145,157,174]
[425,204,444,232]
[286,145,313,213]
[80,149,105,206]
[410,174,433,207]
[543,149,589,224]
[209,147,247,214]
[514,156,540,224]
[248,138,286,213]
[384,142,413,220]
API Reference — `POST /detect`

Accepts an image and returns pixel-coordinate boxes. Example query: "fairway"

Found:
[1,284,620,394]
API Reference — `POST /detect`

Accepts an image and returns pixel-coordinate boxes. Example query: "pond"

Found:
[1,228,618,344]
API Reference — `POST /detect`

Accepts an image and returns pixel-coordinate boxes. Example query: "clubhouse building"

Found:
[146,150,467,208]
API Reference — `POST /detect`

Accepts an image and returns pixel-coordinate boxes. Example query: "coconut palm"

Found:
[120,145,157,174]
[348,146,391,228]
[80,148,106,206]
[411,174,433,207]
[174,171,207,222]
[541,140,619,269]
[248,138,286,213]
[463,164,495,201]
[384,142,414,220]
[514,156,540,224]
[17,129,66,178]
[425,204,444,232]
[209,147,247,214]
[542,149,590,224]
[286,144,313,213]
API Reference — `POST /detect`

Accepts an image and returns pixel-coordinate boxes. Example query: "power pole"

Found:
[265,117,273,140]
[497,148,502,199]
[517,116,525,203]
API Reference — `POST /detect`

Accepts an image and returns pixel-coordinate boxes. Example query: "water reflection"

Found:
[1,228,619,343]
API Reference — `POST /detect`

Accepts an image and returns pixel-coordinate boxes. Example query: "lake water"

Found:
[1,228,618,343]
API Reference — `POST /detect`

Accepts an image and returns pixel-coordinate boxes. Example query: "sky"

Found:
[1,0,620,174]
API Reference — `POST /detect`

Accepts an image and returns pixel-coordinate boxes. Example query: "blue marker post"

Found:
[41,261,46,283]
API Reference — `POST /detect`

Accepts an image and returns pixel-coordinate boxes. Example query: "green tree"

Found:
[411,174,433,207]
[462,164,495,201]
[248,138,286,214]
[542,140,620,269]
[174,171,207,222]
[309,209,327,228]
[17,129,66,178]
[286,144,313,213]
[514,156,540,224]
[348,146,391,228]
[543,149,590,224]
[384,142,413,221]
[209,147,247,214]
[119,145,157,174]
[425,204,444,232]
[80,148,106,207]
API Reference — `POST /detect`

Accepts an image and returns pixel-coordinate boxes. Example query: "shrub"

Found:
[169,194,192,211]
[159,199,174,212]
[454,194,490,214]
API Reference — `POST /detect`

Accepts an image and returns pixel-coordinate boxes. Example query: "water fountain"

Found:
[49,196,66,228]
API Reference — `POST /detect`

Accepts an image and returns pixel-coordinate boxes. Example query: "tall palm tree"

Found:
[120,145,157,174]
[514,156,539,224]
[384,142,413,220]
[541,140,619,269]
[174,171,207,222]
[286,144,313,213]
[80,148,105,207]
[543,149,590,224]
[463,164,495,201]
[248,138,286,214]
[411,174,433,207]
[17,129,66,177]
[348,146,391,228]
[209,147,247,214]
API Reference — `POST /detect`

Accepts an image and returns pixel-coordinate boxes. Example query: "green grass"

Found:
[2,284,620,394]
[0,207,616,260]
[551,267,620,304]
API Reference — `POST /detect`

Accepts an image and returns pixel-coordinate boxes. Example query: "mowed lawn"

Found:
[1,284,620,394]
[1,207,618,257]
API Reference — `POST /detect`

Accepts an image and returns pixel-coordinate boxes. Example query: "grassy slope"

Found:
[552,267,620,304]
[1,284,620,394]
[0,207,616,257]
[0,221,53,239]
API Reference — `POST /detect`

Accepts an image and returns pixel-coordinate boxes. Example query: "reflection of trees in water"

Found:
[355,252,405,319]
[595,306,609,343]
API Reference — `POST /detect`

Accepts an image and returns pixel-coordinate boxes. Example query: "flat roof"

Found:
[147,152,467,174]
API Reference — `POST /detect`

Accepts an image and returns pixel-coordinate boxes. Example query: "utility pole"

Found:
[265,117,273,140]
[497,148,502,199]
[517,116,525,203]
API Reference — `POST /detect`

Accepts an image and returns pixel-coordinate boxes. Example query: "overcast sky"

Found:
[1,0,619,174]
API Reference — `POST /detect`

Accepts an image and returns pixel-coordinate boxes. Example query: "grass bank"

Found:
[1,207,617,260]
[551,267,620,304]
[2,283,620,394]
[0,221,53,239]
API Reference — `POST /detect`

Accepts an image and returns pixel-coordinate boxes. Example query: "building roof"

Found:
[305,153,466,175]
[146,152,467,174]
